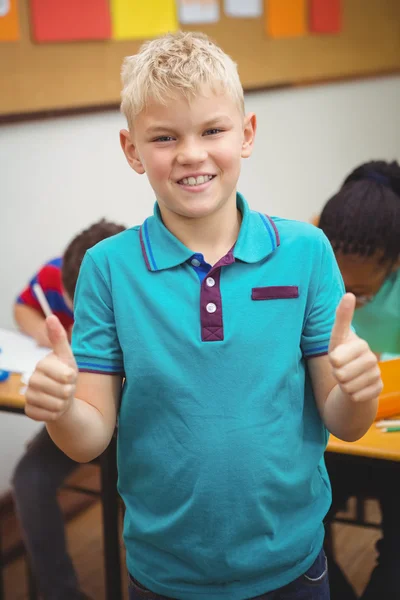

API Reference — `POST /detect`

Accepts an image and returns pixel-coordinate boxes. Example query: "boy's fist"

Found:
[329,294,383,403]
[25,315,78,422]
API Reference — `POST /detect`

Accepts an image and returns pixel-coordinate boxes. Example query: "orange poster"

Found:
[0,0,20,42]
[266,0,306,39]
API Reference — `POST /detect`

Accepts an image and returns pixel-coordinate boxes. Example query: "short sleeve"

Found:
[71,252,124,375]
[301,232,345,359]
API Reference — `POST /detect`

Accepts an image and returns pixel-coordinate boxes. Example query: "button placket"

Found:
[200,266,223,342]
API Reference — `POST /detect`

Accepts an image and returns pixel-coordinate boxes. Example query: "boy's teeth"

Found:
[181,175,212,186]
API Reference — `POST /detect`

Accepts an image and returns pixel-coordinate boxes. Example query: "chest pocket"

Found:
[251,286,299,300]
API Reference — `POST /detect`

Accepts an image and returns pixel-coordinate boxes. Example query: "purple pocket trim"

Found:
[252,286,299,300]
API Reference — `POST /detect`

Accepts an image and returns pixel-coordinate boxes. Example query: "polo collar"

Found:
[139,193,280,272]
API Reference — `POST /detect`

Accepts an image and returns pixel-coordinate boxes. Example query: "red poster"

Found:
[30,0,111,43]
[309,0,342,34]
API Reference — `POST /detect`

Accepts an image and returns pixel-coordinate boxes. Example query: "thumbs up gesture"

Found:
[25,315,78,422]
[329,294,383,403]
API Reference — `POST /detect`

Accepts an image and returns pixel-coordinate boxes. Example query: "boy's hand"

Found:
[329,293,383,403]
[25,315,78,422]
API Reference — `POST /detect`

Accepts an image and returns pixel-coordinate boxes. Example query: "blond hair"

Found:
[120,31,244,128]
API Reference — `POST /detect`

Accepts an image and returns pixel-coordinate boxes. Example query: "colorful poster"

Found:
[309,0,342,34]
[178,0,220,25]
[0,0,19,42]
[224,0,262,19]
[30,0,111,43]
[111,0,178,40]
[266,0,307,38]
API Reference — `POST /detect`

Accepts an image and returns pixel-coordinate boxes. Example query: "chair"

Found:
[0,436,123,600]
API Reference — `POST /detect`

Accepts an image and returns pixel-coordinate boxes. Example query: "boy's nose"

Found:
[176,143,207,165]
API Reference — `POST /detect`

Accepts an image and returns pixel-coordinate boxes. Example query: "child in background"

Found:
[319,160,400,600]
[24,32,382,600]
[12,219,125,600]
[15,256,74,347]
[14,219,125,347]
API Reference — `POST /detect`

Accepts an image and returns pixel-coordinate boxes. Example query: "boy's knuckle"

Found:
[329,353,341,368]
[341,381,352,395]
[62,384,72,399]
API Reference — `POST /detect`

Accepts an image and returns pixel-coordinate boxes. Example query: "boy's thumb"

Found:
[329,293,356,352]
[46,315,75,366]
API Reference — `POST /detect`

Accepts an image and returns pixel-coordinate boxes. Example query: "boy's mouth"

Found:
[177,174,216,187]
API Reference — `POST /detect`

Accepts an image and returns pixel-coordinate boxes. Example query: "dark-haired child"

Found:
[319,160,400,600]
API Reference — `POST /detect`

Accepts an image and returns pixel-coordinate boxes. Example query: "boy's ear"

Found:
[241,112,257,159]
[120,129,145,174]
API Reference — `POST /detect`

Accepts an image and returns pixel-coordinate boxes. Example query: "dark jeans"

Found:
[325,453,400,600]
[11,426,85,600]
[128,547,329,600]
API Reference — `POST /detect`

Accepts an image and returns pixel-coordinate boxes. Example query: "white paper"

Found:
[178,0,220,25]
[224,0,262,18]
[0,0,10,18]
[0,328,50,380]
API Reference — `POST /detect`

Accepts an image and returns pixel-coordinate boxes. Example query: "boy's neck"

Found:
[160,194,242,266]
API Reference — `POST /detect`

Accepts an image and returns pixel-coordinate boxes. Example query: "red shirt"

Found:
[17,257,74,330]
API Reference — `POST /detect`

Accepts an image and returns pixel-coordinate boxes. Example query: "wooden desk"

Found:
[327,358,400,461]
[325,417,400,538]
[0,374,123,600]
[327,420,400,462]
[0,374,25,413]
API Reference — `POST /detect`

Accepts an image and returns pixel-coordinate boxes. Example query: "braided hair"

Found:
[319,160,400,265]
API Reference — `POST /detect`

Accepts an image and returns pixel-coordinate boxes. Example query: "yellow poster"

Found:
[111,0,178,41]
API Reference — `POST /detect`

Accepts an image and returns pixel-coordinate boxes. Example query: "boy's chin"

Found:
[178,198,227,219]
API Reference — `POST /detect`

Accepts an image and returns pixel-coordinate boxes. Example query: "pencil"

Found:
[381,427,400,433]
[33,283,53,318]
[376,420,400,428]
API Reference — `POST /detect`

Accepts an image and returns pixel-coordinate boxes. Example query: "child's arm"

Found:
[308,293,382,442]
[14,303,51,347]
[25,316,121,462]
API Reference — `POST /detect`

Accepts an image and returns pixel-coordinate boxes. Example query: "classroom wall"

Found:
[0,74,399,495]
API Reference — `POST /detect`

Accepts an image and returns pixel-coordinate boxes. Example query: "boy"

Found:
[25,33,382,600]
[319,160,400,600]
[13,219,126,600]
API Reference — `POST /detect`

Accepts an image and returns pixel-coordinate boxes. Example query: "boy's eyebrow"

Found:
[146,125,176,135]
[146,115,233,135]
[201,115,233,127]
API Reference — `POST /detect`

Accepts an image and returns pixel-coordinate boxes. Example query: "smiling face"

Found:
[120,87,256,227]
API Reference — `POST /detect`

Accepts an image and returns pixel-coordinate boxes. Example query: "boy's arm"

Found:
[14,303,51,347]
[308,294,382,442]
[25,316,121,463]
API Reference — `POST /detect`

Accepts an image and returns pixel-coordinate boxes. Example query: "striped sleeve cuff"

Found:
[302,343,329,359]
[74,355,124,375]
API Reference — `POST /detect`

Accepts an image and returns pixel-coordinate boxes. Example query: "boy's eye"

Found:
[204,128,223,136]
[153,136,174,142]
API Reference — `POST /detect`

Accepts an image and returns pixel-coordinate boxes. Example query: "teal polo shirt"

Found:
[72,193,345,600]
[352,269,400,355]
